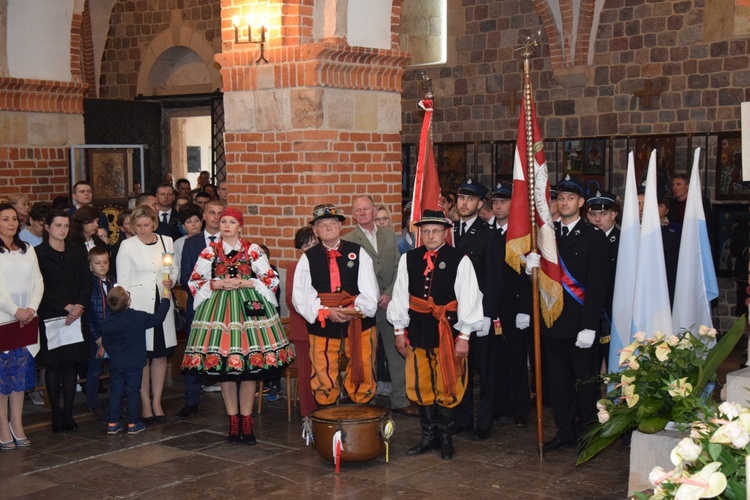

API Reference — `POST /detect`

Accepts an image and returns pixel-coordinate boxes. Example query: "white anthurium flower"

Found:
[673,462,727,500]
[653,331,666,342]
[622,384,639,408]
[677,336,692,350]
[649,466,669,486]
[655,342,671,362]
[670,438,702,466]
[620,374,636,386]
[619,341,639,367]
[667,378,693,398]
[710,421,750,449]
[718,402,741,420]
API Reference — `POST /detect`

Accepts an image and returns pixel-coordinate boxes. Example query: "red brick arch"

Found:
[533,0,599,69]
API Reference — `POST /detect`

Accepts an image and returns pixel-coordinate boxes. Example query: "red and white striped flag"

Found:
[411,99,449,246]
[505,97,563,327]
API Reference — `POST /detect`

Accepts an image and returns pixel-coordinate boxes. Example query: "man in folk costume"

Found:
[292,204,380,405]
[451,178,494,440]
[543,175,610,452]
[387,209,484,460]
[585,190,620,369]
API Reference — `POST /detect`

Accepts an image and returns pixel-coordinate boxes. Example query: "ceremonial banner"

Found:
[632,150,673,337]
[411,99,446,246]
[506,97,563,327]
[672,148,719,335]
[609,152,640,373]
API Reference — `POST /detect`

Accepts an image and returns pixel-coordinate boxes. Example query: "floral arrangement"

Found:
[640,401,749,499]
[578,316,747,465]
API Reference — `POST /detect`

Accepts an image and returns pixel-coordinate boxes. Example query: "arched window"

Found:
[400,0,447,67]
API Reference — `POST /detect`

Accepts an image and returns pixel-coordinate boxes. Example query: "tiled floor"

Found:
[2,384,629,499]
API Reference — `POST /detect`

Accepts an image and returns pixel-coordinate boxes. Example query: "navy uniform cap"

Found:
[457,178,489,199]
[550,187,557,200]
[491,182,512,199]
[586,190,616,211]
[555,174,584,196]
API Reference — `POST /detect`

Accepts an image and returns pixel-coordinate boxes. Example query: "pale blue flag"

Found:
[609,152,640,373]
[632,150,673,337]
[672,148,719,335]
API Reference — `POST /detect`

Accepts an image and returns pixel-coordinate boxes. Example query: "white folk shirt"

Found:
[386,247,485,336]
[292,245,379,324]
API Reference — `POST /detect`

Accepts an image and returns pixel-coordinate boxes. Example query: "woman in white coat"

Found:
[116,206,176,424]
[0,204,43,448]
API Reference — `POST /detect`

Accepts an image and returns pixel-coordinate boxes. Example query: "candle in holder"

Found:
[260,20,266,43]
[232,15,240,43]
[162,252,173,280]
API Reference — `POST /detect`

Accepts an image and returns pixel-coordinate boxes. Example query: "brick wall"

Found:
[98,0,221,98]
[401,0,747,156]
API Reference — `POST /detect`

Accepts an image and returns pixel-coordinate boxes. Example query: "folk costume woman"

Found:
[182,207,293,444]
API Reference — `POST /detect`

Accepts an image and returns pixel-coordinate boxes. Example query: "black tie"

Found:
[460,221,467,236]
[161,213,168,223]
[208,235,216,245]
[561,226,569,237]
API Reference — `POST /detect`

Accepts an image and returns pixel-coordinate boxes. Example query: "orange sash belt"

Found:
[317,291,364,385]
[408,295,462,397]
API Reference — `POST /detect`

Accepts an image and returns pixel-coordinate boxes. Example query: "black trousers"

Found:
[542,335,600,442]
[494,326,531,418]
[454,333,495,432]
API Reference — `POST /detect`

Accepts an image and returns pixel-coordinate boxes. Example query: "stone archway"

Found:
[137,25,221,96]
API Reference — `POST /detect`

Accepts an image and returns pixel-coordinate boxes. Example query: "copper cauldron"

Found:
[308,404,393,463]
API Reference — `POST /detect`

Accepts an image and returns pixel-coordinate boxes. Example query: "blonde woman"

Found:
[115,206,176,424]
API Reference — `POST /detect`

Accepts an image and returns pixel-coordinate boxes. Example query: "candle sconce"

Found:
[232,15,269,64]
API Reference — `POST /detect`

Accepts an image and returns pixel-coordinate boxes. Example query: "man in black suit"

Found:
[585,190,620,369]
[155,183,183,240]
[542,175,610,452]
[68,180,109,234]
[451,178,493,440]
[483,182,533,428]
[174,199,225,419]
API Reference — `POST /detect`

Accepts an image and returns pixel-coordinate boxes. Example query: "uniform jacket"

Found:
[546,219,610,338]
[453,217,491,290]
[482,229,532,327]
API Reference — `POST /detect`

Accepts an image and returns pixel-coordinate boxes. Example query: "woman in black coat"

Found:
[35,209,92,432]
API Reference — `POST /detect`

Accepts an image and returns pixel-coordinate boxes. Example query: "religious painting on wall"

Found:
[714,203,750,277]
[735,0,750,36]
[635,136,675,197]
[563,140,583,175]
[493,141,516,184]
[87,149,128,205]
[437,143,467,194]
[716,132,750,200]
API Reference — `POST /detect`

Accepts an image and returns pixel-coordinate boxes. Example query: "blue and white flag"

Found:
[671,148,719,335]
[609,152,640,372]
[632,150,673,337]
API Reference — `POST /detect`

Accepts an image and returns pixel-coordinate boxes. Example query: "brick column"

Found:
[217,0,409,263]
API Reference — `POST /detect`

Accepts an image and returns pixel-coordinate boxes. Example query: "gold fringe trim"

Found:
[538,271,563,328]
[505,235,530,273]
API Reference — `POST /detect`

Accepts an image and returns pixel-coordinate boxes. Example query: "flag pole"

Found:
[520,35,545,458]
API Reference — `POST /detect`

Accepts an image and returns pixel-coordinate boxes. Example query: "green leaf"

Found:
[576,433,619,465]
[637,416,669,433]
[636,398,663,419]
[600,414,632,438]
[708,442,723,461]
[695,316,747,394]
[725,479,746,500]
[631,493,649,500]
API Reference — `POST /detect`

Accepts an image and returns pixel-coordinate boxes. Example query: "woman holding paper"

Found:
[0,203,43,449]
[36,209,91,433]
[115,206,176,424]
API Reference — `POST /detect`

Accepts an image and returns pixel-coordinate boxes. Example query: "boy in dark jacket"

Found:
[102,286,171,435]
[86,246,114,421]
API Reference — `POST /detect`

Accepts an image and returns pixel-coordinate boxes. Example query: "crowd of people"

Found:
[0,169,746,464]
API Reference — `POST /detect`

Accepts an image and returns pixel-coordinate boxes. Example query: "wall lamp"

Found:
[232,15,269,63]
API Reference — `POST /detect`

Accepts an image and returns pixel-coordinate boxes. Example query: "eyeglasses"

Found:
[374,217,389,223]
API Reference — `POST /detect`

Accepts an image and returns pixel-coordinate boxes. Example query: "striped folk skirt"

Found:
[181,288,294,382]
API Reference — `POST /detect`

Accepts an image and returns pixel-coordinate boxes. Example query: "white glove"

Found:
[477,317,491,337]
[575,329,596,349]
[516,313,530,330]
[525,252,541,275]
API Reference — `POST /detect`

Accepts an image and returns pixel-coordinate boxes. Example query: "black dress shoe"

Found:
[152,415,166,424]
[452,424,472,436]
[543,436,575,452]
[472,428,491,441]
[142,417,154,426]
[176,406,199,419]
[64,421,78,432]
[391,404,419,417]
[51,425,64,434]
[513,416,527,427]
